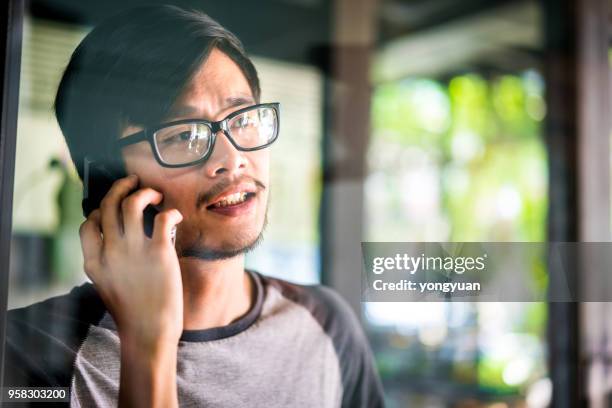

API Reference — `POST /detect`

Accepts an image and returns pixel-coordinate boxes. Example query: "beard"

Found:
[177,204,269,261]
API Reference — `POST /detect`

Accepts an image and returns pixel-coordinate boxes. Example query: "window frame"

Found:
[0,0,23,389]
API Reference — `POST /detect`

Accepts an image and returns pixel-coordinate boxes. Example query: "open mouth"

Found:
[206,191,257,210]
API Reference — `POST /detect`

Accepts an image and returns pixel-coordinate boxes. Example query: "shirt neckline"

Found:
[179,269,264,342]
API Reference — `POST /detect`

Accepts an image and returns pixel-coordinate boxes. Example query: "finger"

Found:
[151,209,183,246]
[99,175,139,242]
[79,209,103,279]
[121,188,163,239]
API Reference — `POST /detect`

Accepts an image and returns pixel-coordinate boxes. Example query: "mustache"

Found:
[196,175,266,209]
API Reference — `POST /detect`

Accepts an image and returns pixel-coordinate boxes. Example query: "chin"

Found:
[180,233,263,261]
[215,229,261,251]
[177,219,266,261]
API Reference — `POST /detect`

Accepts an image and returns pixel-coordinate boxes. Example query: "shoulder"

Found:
[4,282,106,387]
[256,272,385,408]
[258,272,361,342]
[7,282,106,341]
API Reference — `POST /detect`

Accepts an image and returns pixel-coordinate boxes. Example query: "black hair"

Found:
[54,5,261,181]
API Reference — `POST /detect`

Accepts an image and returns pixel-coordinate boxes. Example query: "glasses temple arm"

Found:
[117,130,148,148]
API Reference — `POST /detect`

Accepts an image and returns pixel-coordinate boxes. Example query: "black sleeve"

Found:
[2,283,106,391]
[312,286,385,408]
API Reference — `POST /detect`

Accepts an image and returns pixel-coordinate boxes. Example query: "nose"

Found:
[203,130,247,177]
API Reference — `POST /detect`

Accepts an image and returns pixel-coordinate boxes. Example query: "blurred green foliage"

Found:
[371,72,546,241]
[368,71,548,398]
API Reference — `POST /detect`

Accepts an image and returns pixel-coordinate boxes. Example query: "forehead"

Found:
[169,48,254,119]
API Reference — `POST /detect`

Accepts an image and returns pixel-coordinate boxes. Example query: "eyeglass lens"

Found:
[153,106,278,165]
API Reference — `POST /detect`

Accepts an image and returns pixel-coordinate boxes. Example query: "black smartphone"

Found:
[82,158,159,238]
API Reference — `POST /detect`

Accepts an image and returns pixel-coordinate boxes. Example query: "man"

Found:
[3,5,384,408]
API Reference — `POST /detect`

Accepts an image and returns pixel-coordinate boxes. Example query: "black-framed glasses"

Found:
[117,103,280,168]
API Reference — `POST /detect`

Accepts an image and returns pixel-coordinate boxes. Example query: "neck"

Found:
[178,254,253,331]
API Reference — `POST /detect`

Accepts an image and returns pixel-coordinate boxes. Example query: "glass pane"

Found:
[365,1,548,406]
[2,3,323,406]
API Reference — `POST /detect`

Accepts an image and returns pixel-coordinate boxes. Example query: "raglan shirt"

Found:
[2,270,385,407]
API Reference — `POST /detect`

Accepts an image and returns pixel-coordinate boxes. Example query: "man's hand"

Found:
[79,174,183,407]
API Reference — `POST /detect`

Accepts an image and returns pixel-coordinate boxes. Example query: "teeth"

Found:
[214,192,248,208]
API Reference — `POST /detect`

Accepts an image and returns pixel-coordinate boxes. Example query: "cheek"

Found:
[122,144,153,174]
[123,153,198,211]
[249,151,271,183]
[148,176,199,213]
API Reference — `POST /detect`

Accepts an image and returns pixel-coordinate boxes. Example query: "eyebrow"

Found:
[165,95,256,120]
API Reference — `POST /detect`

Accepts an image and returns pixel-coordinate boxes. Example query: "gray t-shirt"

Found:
[4,270,384,407]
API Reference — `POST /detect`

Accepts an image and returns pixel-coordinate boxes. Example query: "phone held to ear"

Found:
[82,158,159,239]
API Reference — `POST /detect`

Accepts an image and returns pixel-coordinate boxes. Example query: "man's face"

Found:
[120,48,270,259]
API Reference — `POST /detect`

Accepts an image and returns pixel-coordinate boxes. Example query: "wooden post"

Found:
[575,0,611,406]
[320,0,377,316]
[544,0,610,406]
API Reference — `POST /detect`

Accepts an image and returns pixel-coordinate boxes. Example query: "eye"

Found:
[178,131,192,140]
[161,131,191,145]
[232,114,255,130]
